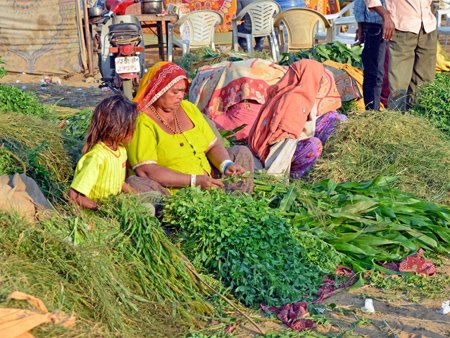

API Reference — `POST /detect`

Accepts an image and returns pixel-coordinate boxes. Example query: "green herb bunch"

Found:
[164,188,330,307]
[256,176,450,271]
[63,108,93,141]
[0,84,50,118]
[279,42,363,68]
[411,72,450,135]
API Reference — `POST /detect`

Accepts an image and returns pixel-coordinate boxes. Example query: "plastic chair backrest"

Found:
[237,0,281,36]
[436,8,450,46]
[325,1,354,21]
[275,8,330,49]
[437,8,450,27]
[175,10,223,47]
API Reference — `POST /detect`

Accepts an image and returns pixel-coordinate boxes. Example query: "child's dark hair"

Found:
[83,94,138,154]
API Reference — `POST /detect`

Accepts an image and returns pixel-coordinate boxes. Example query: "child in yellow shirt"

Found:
[69,94,138,210]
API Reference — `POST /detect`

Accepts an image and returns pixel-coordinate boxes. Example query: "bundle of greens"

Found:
[0,147,25,175]
[62,108,93,141]
[279,42,363,68]
[254,176,450,271]
[411,72,450,135]
[102,195,214,318]
[0,113,75,199]
[311,111,450,204]
[0,84,51,118]
[163,188,342,307]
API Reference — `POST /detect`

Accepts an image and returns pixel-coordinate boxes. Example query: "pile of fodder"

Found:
[310,111,450,204]
[411,72,450,135]
[0,195,220,337]
[0,112,81,200]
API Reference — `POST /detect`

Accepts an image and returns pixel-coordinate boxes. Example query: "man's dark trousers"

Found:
[362,22,386,110]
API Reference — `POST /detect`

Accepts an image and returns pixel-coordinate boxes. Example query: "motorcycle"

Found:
[98,0,145,99]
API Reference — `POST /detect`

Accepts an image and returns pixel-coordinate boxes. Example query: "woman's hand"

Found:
[196,175,224,190]
[224,163,246,176]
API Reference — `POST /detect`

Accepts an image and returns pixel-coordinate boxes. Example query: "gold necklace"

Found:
[149,105,184,147]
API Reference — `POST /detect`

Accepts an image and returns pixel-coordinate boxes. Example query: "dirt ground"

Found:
[1,71,449,338]
[235,258,450,338]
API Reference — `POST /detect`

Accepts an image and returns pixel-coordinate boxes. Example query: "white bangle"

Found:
[219,159,234,174]
[190,174,196,187]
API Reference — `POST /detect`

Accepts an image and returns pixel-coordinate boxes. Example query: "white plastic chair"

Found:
[232,0,281,61]
[274,8,331,52]
[325,2,357,45]
[168,10,223,57]
[437,8,450,46]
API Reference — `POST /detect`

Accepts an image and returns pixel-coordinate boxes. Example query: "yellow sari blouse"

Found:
[127,100,217,176]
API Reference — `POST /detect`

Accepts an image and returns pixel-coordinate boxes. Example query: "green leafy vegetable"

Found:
[279,42,363,68]
[0,84,51,118]
[411,72,450,135]
[254,176,450,270]
[163,188,339,307]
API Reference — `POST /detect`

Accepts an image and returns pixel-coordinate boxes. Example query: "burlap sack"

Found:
[0,174,53,223]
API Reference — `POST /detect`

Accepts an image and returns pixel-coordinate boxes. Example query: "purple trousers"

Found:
[290,112,347,179]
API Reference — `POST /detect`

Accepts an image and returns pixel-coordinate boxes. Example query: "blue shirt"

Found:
[354,0,384,24]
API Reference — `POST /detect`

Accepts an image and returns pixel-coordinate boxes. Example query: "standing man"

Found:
[365,0,437,111]
[355,0,386,110]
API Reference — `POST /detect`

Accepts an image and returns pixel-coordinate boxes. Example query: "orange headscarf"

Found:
[134,61,189,112]
[248,59,341,162]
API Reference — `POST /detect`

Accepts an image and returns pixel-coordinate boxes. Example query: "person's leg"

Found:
[125,175,168,215]
[380,45,390,108]
[388,30,417,111]
[407,28,437,109]
[254,37,264,52]
[126,175,170,195]
[362,23,386,110]
[290,137,322,179]
[226,145,255,173]
[314,111,348,144]
[238,23,250,52]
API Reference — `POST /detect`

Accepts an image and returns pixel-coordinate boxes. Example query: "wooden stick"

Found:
[83,0,94,76]
[75,0,88,72]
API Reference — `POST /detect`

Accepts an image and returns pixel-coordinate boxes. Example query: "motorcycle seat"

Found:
[109,23,140,33]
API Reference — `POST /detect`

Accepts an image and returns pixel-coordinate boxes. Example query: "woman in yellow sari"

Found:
[126,62,253,194]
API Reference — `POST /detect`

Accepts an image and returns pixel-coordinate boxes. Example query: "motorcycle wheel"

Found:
[122,79,134,100]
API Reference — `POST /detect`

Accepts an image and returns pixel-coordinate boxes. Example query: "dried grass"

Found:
[0,202,207,337]
[0,112,81,199]
[310,111,450,204]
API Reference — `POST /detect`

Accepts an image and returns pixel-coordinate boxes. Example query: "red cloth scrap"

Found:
[261,301,315,331]
[261,266,357,331]
[382,249,436,276]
